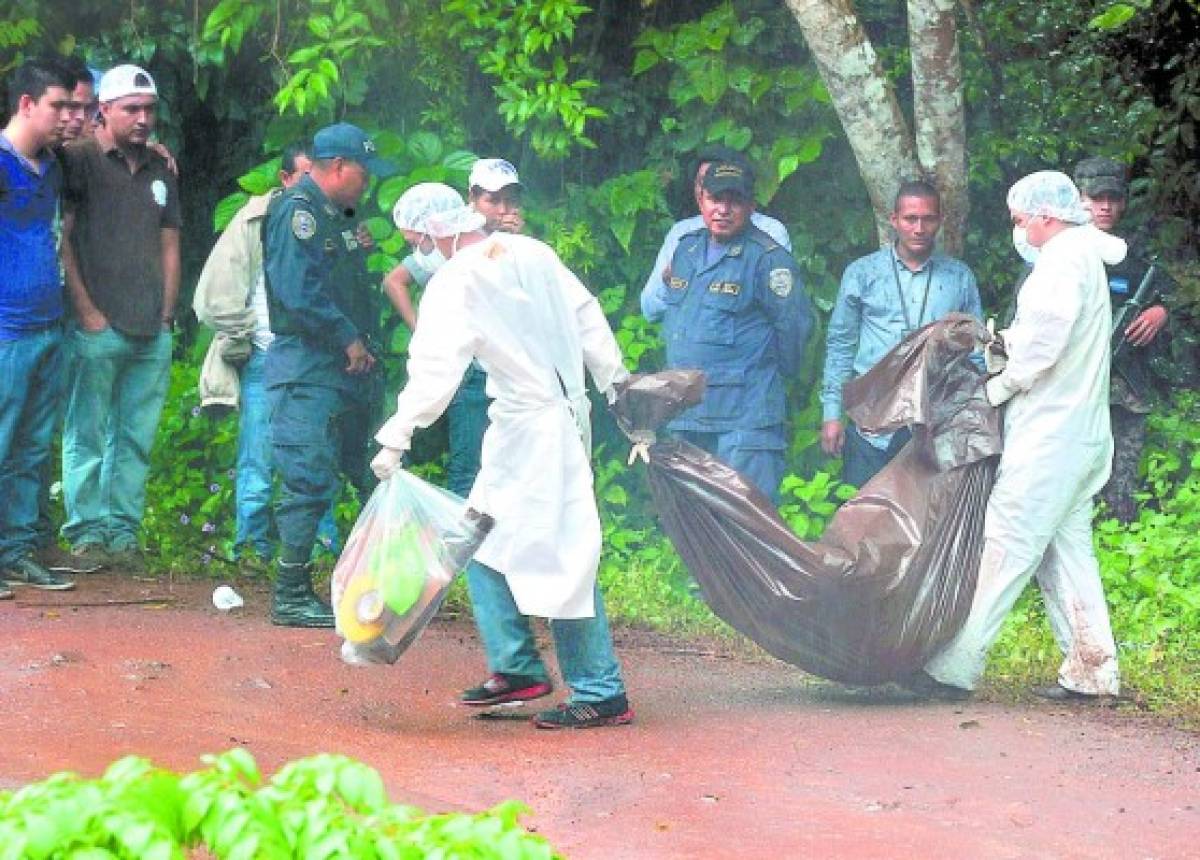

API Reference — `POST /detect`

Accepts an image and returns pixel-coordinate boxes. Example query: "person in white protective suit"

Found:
[914,171,1127,702]
[371,183,636,729]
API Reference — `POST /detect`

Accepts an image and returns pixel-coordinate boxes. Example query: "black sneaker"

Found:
[461,673,553,706]
[533,694,634,729]
[69,543,110,572]
[898,671,972,702]
[3,556,75,591]
[106,547,147,574]
[37,543,103,574]
[1031,683,1115,703]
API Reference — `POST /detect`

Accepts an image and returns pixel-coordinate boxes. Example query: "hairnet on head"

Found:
[1006,171,1091,225]
[425,204,486,238]
[392,183,466,233]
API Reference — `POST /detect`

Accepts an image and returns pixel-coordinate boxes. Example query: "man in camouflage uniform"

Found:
[1074,156,1176,524]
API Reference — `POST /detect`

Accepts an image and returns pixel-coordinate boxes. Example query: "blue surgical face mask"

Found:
[1012,225,1039,265]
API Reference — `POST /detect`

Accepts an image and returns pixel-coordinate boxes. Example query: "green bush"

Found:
[0,749,561,860]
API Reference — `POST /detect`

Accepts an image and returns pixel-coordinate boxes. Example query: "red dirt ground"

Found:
[2,572,1198,859]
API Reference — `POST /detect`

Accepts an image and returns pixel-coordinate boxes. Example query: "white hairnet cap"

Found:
[1007,171,1092,224]
[392,182,466,232]
[425,204,487,238]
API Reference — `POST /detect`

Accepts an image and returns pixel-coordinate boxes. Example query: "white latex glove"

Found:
[983,318,1008,375]
[370,447,405,480]
[984,376,1016,408]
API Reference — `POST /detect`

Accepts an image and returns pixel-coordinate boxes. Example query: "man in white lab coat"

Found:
[916,171,1126,701]
[373,184,634,728]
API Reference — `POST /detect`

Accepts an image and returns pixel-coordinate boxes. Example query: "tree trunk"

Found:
[781,0,920,245]
[908,0,968,255]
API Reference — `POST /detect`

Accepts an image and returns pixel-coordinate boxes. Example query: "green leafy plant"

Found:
[444,0,605,158]
[0,749,561,859]
[778,470,855,541]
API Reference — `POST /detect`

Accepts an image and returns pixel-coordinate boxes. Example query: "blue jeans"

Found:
[446,364,490,496]
[62,325,171,550]
[676,426,787,505]
[465,560,626,703]
[842,424,912,488]
[0,327,64,565]
[236,348,338,558]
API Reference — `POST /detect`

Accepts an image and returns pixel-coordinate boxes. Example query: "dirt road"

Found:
[2,573,1197,858]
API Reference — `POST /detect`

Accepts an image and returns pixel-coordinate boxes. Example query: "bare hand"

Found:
[80,310,109,332]
[1124,305,1168,347]
[149,141,178,175]
[499,211,525,234]
[345,339,376,375]
[355,222,376,251]
[821,419,845,457]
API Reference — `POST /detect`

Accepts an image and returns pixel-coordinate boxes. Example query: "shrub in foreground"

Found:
[0,749,561,860]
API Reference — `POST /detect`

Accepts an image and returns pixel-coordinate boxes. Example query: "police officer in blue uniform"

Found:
[262,122,394,627]
[654,158,813,503]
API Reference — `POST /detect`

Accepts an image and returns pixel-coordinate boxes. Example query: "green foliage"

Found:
[632,2,834,204]
[143,358,239,572]
[0,750,560,859]
[0,16,39,70]
[779,471,855,541]
[444,0,605,158]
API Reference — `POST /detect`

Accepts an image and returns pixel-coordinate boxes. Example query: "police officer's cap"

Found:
[1074,156,1127,199]
[312,123,397,177]
[702,161,755,200]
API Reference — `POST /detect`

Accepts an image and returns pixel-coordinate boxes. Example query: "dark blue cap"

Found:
[312,123,397,177]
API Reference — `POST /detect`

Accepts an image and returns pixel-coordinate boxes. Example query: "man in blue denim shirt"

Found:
[821,180,982,486]
[0,58,79,594]
[657,160,814,503]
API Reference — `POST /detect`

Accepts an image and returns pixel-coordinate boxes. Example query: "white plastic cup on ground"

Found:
[212,585,244,611]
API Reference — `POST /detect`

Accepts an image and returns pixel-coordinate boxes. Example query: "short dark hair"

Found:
[894,179,940,212]
[280,139,311,175]
[6,56,77,116]
[60,55,91,88]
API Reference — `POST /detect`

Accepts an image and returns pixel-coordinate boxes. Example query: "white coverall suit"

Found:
[374,231,629,620]
[925,224,1127,694]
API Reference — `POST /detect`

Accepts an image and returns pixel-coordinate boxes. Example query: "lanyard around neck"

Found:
[891,252,934,335]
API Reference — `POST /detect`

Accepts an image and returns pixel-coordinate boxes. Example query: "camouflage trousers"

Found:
[1101,406,1147,524]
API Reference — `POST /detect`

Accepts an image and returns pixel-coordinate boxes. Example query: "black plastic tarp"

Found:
[616,314,1001,684]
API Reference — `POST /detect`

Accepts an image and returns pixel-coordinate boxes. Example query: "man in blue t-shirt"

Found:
[0,57,80,595]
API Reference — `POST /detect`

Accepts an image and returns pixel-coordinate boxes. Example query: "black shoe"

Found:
[461,673,553,706]
[534,694,634,729]
[899,671,972,702]
[271,561,335,628]
[3,556,75,591]
[104,546,147,574]
[68,542,110,572]
[36,543,103,574]
[1032,683,1113,703]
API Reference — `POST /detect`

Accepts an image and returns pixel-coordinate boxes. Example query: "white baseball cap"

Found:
[468,158,521,193]
[98,64,158,103]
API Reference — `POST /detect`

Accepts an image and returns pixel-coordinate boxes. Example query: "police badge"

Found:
[291,209,317,241]
[768,268,793,298]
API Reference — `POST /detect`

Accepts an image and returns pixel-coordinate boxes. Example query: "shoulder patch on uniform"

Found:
[291,209,316,241]
[768,268,793,298]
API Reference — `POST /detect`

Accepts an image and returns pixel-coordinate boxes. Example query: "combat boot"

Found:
[271,559,335,628]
